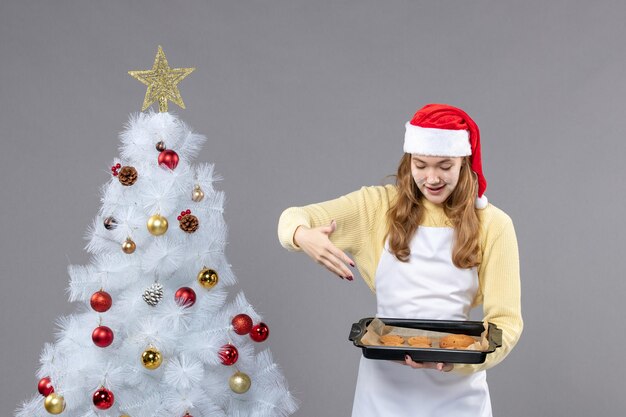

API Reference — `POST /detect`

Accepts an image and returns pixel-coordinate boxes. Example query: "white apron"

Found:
[351,226,492,417]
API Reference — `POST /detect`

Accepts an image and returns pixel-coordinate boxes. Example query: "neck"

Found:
[418,196,452,227]
[421,197,445,210]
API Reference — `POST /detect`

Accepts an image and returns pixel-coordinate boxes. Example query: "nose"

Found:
[426,171,441,184]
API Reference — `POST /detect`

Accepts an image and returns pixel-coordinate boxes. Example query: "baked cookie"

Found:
[407,336,433,348]
[439,334,476,349]
[379,334,405,346]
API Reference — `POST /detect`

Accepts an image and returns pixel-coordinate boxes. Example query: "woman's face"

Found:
[410,155,463,205]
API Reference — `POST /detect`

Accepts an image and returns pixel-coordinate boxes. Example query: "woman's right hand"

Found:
[293,220,355,281]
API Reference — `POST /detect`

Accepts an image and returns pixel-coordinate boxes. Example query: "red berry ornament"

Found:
[38,376,54,396]
[93,387,114,410]
[90,290,112,313]
[174,287,196,307]
[111,163,121,177]
[158,149,179,170]
[219,344,239,366]
[92,326,114,347]
[250,322,269,342]
[231,314,253,335]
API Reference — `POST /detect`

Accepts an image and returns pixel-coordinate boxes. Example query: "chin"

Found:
[420,188,451,205]
[424,196,446,204]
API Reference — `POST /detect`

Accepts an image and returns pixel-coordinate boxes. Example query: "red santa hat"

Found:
[404,103,488,209]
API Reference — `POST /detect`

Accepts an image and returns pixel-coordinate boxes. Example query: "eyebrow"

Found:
[412,157,453,165]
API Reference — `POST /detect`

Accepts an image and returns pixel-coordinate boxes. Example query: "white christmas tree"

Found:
[15,46,297,417]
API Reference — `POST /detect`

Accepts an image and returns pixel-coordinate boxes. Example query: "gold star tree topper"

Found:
[128,46,195,112]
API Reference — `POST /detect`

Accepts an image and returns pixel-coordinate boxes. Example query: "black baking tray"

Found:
[349,317,502,364]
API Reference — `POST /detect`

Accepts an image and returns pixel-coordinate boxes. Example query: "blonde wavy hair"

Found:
[385,154,481,269]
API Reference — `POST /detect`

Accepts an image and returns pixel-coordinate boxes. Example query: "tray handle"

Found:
[348,322,364,342]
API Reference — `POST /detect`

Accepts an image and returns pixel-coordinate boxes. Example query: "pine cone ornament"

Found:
[142,283,164,306]
[118,166,138,186]
[178,210,199,233]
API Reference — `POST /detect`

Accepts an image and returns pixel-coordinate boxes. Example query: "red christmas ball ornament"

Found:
[158,149,179,170]
[219,344,239,366]
[249,322,270,342]
[37,376,54,396]
[90,290,112,313]
[92,325,114,347]
[93,387,114,410]
[231,314,253,335]
[174,287,196,307]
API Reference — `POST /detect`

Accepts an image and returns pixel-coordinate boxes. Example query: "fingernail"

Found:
[346,276,353,281]
[350,262,355,267]
[405,355,410,360]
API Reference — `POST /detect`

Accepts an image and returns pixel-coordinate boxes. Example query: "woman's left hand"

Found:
[403,355,453,372]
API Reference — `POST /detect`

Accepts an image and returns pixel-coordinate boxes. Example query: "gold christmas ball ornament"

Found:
[197,268,219,289]
[147,214,168,236]
[192,185,204,202]
[44,393,66,414]
[229,371,251,394]
[122,237,136,254]
[141,347,163,370]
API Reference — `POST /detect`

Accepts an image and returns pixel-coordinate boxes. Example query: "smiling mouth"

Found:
[425,184,445,191]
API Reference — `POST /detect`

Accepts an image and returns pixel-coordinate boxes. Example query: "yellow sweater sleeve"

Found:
[277,186,386,256]
[277,185,393,290]
[454,214,523,374]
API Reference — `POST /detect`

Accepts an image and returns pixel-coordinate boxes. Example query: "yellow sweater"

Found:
[277,184,522,374]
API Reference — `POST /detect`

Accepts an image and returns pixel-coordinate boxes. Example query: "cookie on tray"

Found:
[439,334,475,349]
[379,334,405,346]
[407,336,433,348]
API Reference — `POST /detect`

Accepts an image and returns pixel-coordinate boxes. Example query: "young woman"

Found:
[277,104,522,417]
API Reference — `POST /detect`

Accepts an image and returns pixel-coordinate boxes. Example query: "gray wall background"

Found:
[1,1,624,416]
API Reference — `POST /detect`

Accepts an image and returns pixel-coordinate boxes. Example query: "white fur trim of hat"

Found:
[403,122,471,157]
